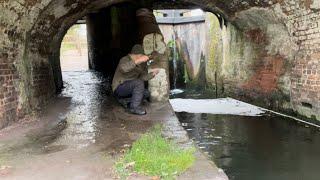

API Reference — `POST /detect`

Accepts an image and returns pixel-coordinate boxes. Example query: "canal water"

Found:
[171,92,320,180]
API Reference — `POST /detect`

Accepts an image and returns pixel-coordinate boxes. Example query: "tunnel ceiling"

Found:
[152,0,279,16]
[25,0,282,54]
[0,0,299,56]
[136,0,280,15]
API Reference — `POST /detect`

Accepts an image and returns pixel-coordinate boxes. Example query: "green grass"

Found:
[115,125,195,179]
[61,43,77,51]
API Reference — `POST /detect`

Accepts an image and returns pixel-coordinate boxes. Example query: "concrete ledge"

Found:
[150,102,228,180]
[178,151,228,180]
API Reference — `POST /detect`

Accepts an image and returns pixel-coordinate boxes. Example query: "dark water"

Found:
[176,112,320,180]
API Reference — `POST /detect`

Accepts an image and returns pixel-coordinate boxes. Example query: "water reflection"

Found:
[53,71,111,148]
[176,113,320,180]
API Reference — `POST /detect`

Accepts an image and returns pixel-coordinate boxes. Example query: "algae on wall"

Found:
[159,12,258,92]
[221,22,257,90]
[205,13,257,96]
[205,13,220,87]
[204,8,299,115]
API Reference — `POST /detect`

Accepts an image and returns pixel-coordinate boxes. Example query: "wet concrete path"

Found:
[0,71,228,180]
[0,71,161,179]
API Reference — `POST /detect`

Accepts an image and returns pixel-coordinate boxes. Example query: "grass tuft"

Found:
[115,125,195,179]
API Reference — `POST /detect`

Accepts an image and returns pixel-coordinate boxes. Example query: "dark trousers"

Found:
[114,79,147,109]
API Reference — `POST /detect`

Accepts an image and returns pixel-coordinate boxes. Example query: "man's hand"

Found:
[131,54,149,65]
[149,51,160,59]
[150,68,160,77]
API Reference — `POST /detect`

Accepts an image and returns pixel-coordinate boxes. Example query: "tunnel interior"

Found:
[58,2,169,85]
[25,1,171,115]
[85,2,140,77]
[1,0,320,128]
[60,23,88,71]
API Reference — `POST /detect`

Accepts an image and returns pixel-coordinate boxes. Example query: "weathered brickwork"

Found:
[0,0,54,128]
[280,0,320,119]
[0,0,319,129]
[203,0,319,120]
[242,55,285,93]
[0,53,19,128]
[30,61,56,108]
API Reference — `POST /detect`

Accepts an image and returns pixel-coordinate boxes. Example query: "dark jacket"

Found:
[112,55,154,92]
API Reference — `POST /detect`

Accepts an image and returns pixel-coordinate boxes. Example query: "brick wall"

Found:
[30,61,56,109]
[0,52,19,128]
[206,0,320,120]
[0,0,56,129]
[242,55,285,93]
[281,0,320,119]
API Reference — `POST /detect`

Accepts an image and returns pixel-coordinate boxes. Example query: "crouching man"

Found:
[112,44,159,115]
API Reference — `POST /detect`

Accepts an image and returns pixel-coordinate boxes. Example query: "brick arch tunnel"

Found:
[0,0,319,129]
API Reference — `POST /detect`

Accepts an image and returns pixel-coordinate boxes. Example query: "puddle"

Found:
[0,71,160,179]
[0,71,153,158]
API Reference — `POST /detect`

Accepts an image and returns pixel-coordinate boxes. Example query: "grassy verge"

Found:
[115,125,195,179]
